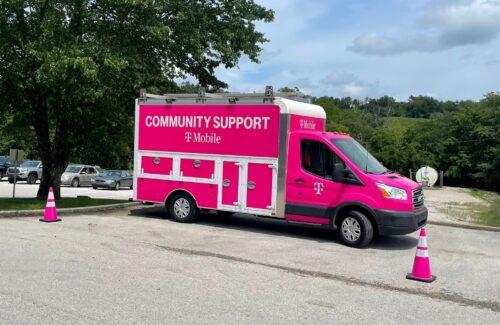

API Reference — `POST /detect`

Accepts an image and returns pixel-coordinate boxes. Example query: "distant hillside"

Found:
[313,93,500,191]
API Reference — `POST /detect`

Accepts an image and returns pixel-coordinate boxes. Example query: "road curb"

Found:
[428,220,499,232]
[0,201,141,218]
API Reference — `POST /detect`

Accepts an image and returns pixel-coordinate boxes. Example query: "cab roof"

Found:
[275,97,326,119]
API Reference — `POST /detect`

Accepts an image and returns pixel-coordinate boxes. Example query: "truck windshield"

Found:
[331,138,386,174]
[20,161,40,168]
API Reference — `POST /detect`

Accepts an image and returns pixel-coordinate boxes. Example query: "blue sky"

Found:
[215,0,500,100]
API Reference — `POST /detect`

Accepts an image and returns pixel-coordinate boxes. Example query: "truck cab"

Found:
[285,130,426,246]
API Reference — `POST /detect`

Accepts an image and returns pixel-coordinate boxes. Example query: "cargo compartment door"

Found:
[245,162,277,216]
[220,161,241,211]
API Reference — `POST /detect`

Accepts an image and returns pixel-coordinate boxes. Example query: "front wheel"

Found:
[27,174,37,184]
[337,210,374,248]
[168,193,199,223]
[71,178,79,187]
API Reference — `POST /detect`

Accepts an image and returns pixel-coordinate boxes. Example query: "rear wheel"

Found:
[8,178,14,184]
[337,210,373,248]
[92,186,98,189]
[168,193,199,223]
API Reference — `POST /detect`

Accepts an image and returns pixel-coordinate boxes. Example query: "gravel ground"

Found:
[424,187,492,225]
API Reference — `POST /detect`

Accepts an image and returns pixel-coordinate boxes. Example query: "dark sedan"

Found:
[91,170,133,190]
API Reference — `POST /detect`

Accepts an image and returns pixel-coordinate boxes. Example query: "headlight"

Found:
[376,183,407,200]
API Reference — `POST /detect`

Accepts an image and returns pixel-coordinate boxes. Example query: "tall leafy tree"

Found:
[0,0,273,199]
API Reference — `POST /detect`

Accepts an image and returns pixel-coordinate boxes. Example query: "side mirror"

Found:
[332,163,345,183]
[332,163,363,185]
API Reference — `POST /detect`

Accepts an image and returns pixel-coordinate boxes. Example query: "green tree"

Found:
[278,86,300,93]
[0,0,273,199]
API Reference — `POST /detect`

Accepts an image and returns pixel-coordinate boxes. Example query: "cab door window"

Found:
[301,140,344,179]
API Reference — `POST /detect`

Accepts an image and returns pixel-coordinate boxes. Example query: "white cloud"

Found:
[320,72,379,97]
[349,0,500,56]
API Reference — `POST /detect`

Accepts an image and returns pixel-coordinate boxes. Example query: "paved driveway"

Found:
[0,207,498,323]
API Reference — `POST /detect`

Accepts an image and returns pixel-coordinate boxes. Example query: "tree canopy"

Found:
[0,0,273,198]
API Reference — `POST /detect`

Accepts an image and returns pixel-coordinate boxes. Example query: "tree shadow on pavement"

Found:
[129,205,418,250]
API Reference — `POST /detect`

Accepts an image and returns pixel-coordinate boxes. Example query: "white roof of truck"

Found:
[275,97,326,119]
[138,91,327,119]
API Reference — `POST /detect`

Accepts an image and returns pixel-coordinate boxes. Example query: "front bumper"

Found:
[373,207,428,235]
[7,173,28,180]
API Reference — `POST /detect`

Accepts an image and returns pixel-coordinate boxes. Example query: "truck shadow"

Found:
[129,205,417,251]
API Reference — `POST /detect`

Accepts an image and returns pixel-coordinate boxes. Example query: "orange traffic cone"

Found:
[39,187,61,223]
[406,228,435,282]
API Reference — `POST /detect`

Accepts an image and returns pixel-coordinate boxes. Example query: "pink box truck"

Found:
[134,87,427,247]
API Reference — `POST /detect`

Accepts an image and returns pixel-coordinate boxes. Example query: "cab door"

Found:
[286,134,344,220]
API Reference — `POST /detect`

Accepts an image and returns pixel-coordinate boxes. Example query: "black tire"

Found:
[216,210,235,217]
[168,192,199,223]
[27,173,37,184]
[8,178,14,184]
[337,210,374,248]
[71,178,79,187]
[114,182,120,190]
[92,186,98,189]
[130,184,133,190]
[0,171,4,180]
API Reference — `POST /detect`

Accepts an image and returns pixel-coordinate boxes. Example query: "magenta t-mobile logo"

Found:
[185,132,192,142]
[313,182,324,195]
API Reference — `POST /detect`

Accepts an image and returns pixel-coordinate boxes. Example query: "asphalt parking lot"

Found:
[0,179,132,200]
[0,206,499,324]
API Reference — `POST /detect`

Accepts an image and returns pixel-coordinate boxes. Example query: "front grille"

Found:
[7,167,18,174]
[413,188,424,209]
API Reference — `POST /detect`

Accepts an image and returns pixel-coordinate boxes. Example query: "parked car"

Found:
[60,165,101,187]
[7,160,42,184]
[91,170,133,190]
[0,156,14,180]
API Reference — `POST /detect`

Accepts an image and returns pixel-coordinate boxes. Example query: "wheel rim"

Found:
[173,198,190,219]
[341,217,361,242]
